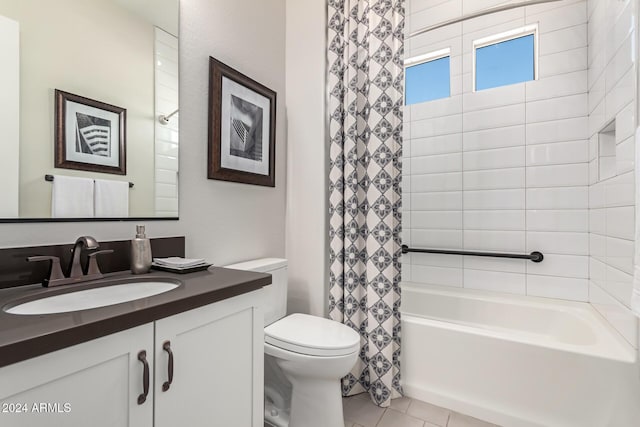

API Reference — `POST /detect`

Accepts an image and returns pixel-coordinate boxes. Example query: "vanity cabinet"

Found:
[154,290,264,427]
[0,324,154,427]
[0,290,264,427]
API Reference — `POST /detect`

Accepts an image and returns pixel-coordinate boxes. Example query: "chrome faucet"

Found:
[27,236,113,287]
[69,236,100,278]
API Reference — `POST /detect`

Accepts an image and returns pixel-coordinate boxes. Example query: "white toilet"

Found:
[225,258,360,427]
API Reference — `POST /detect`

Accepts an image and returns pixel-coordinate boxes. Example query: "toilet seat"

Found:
[265,313,360,357]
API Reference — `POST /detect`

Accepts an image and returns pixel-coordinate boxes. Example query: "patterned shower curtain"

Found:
[327,0,404,408]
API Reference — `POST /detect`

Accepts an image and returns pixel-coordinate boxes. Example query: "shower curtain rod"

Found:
[408,0,563,39]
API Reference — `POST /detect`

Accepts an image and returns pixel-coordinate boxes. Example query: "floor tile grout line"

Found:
[344,395,497,427]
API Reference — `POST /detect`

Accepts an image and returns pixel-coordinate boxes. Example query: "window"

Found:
[404,49,450,105]
[473,25,537,91]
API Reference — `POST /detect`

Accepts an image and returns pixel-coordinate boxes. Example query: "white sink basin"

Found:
[5,281,180,315]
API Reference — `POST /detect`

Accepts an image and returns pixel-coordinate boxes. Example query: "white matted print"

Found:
[64,100,120,168]
[208,56,276,187]
[219,76,270,176]
[55,90,126,175]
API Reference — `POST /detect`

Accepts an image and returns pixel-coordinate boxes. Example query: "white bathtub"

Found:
[400,282,640,427]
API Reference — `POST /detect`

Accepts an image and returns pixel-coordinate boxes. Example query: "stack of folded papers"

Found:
[152,257,210,270]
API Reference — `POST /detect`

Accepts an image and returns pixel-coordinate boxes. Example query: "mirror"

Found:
[0,0,179,221]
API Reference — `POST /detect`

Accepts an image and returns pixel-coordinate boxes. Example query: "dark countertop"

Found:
[0,267,271,368]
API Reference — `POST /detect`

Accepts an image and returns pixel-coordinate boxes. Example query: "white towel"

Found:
[94,179,129,217]
[51,175,94,218]
[633,127,640,317]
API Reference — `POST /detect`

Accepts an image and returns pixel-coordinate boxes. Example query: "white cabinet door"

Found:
[0,324,154,427]
[154,290,264,427]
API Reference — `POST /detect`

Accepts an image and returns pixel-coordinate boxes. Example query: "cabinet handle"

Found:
[137,351,150,405]
[162,341,174,392]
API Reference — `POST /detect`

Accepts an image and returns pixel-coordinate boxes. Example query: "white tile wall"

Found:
[412,264,464,287]
[525,116,589,144]
[463,168,525,190]
[463,125,525,151]
[526,209,589,232]
[538,24,587,56]
[462,104,525,131]
[526,140,589,165]
[463,269,526,294]
[527,275,589,300]
[590,281,638,347]
[411,153,462,174]
[413,229,463,248]
[463,147,524,171]
[526,163,589,188]
[412,172,462,192]
[464,256,525,274]
[525,70,588,101]
[464,189,525,210]
[412,192,462,210]
[526,187,588,210]
[154,28,179,217]
[404,0,591,302]
[587,0,638,348]
[526,231,589,255]
[464,210,525,230]
[411,134,462,156]
[527,253,589,278]
[538,47,588,78]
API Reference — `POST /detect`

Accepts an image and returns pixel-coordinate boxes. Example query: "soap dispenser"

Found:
[131,225,152,274]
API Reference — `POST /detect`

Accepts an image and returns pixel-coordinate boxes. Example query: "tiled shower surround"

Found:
[401,0,638,348]
[587,0,638,348]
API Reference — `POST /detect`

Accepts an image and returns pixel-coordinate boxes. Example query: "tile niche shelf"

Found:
[598,119,616,182]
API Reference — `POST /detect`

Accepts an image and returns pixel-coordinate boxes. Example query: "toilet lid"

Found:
[265,313,361,357]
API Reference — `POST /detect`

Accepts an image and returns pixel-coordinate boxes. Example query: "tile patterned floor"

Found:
[343,394,501,427]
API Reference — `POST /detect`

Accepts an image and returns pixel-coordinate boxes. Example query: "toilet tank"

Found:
[224,258,288,326]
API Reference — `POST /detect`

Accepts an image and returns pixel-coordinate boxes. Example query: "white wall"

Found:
[587,0,639,349]
[179,0,287,265]
[284,0,328,316]
[403,0,591,301]
[0,0,287,270]
[0,15,19,218]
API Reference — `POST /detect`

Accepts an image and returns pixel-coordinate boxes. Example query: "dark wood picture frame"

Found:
[55,89,127,175]
[208,57,276,187]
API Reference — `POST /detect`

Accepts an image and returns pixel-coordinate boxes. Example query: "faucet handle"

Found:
[27,256,66,287]
[87,250,114,276]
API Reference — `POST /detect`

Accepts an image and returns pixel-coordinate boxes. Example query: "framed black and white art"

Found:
[55,90,126,175]
[208,57,276,187]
